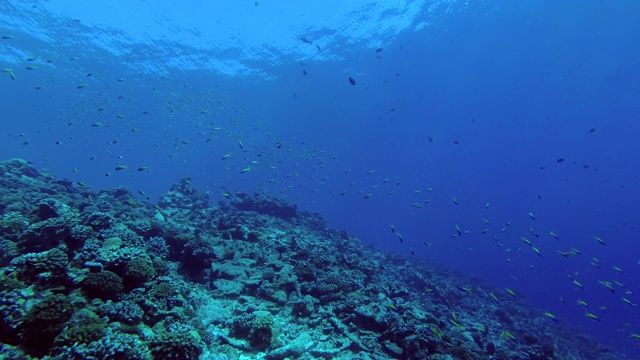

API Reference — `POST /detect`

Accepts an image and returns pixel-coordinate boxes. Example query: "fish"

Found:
[594,236,605,245]
[528,212,535,220]
[375,47,383,53]
[572,279,584,290]
[500,331,516,341]
[549,231,560,240]
[240,167,251,174]
[429,326,442,337]
[114,165,127,171]
[385,303,399,312]
[530,227,539,238]
[302,69,307,76]
[137,166,149,171]
[348,77,356,85]
[300,36,312,44]
[390,224,395,233]
[1,35,14,39]
[585,313,601,322]
[2,68,15,80]
[397,233,403,243]
[544,311,559,323]
[25,66,37,70]
[598,280,615,293]
[221,153,232,160]
[489,292,499,305]
[77,83,88,89]
[449,319,463,329]
[505,288,516,299]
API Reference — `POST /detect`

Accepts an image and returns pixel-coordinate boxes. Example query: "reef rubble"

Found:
[0,158,627,359]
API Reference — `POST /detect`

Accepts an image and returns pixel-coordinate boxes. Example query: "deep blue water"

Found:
[1,0,639,357]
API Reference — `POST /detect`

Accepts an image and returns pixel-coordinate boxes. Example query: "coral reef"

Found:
[82,270,125,300]
[149,328,204,359]
[20,293,74,356]
[0,158,628,359]
[230,192,298,219]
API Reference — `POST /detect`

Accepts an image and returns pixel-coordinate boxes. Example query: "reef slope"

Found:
[0,159,626,359]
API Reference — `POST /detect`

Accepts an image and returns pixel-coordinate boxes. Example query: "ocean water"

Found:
[1,0,639,357]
